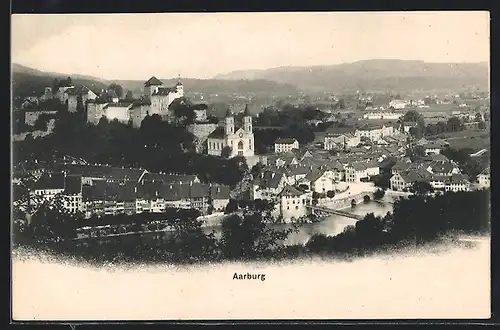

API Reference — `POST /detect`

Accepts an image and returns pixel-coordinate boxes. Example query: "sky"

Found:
[12,12,490,80]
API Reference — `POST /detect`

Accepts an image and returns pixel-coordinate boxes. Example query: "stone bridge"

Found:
[305,205,363,220]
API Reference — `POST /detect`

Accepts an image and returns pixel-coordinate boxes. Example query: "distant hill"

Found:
[12,63,109,101]
[11,63,302,102]
[214,59,489,93]
[115,78,301,98]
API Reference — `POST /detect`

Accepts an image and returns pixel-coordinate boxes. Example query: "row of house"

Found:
[323,122,416,151]
[390,171,471,192]
[24,165,231,218]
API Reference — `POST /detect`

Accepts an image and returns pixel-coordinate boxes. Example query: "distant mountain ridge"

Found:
[214,59,489,93]
[11,63,302,100]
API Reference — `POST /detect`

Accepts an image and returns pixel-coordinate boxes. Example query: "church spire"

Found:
[225,108,233,118]
[243,104,250,116]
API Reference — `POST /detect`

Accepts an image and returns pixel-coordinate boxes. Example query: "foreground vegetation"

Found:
[12,189,490,266]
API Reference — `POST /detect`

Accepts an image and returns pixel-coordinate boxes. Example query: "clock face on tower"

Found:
[239,133,243,138]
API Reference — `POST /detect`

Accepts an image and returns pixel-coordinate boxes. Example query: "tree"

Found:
[225,199,239,214]
[33,113,52,131]
[336,99,346,109]
[409,181,434,195]
[373,189,385,200]
[402,110,425,128]
[125,90,134,100]
[408,126,423,139]
[405,145,426,161]
[478,121,486,130]
[108,83,124,98]
[446,117,464,132]
[326,190,335,198]
[221,146,232,159]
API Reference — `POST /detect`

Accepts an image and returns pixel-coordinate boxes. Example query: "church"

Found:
[207,105,255,159]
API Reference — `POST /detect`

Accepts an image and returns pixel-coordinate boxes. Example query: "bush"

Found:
[374,189,385,200]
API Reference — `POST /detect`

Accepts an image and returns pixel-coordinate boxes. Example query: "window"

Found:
[238,151,243,156]
[238,140,244,149]
[295,206,299,210]
[287,206,289,210]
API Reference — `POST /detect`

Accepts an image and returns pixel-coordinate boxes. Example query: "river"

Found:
[200,200,393,245]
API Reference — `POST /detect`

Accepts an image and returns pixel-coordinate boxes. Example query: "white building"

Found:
[274,138,299,153]
[251,171,288,201]
[279,185,312,222]
[307,169,336,194]
[143,76,184,118]
[324,133,360,150]
[423,143,442,155]
[357,124,396,142]
[207,106,255,158]
[477,167,490,188]
[345,163,368,183]
[389,99,406,110]
[363,111,402,120]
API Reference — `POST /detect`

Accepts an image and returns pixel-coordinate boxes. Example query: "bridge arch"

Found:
[351,199,357,207]
[363,195,371,202]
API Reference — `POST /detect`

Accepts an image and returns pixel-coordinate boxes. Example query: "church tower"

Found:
[224,109,234,135]
[175,74,184,97]
[243,104,252,132]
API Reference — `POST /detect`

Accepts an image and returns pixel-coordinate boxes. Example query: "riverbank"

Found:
[12,236,490,320]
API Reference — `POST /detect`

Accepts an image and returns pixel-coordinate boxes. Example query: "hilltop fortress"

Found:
[86,76,184,127]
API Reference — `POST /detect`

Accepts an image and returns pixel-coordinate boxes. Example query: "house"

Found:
[62,164,148,186]
[365,160,380,177]
[426,161,460,176]
[287,165,314,185]
[429,175,448,190]
[399,121,418,133]
[307,169,336,194]
[266,153,299,168]
[278,185,312,222]
[324,133,360,150]
[251,171,288,201]
[274,138,299,153]
[444,174,471,192]
[363,111,402,120]
[389,170,430,191]
[139,172,200,185]
[477,167,490,188]
[423,143,442,155]
[356,124,395,142]
[389,99,406,110]
[62,175,84,213]
[32,172,66,201]
[291,149,313,162]
[210,184,231,212]
[345,162,368,183]
[161,183,192,210]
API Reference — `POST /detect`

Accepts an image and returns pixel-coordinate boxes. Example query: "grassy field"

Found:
[434,129,490,151]
[446,136,490,151]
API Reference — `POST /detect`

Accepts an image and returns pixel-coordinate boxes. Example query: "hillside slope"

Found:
[115,78,302,98]
[12,63,303,101]
[215,59,489,93]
